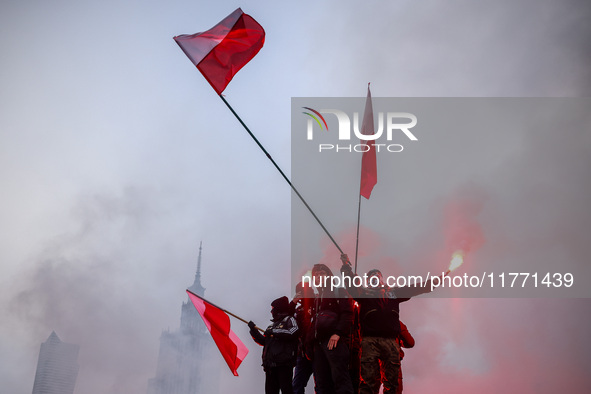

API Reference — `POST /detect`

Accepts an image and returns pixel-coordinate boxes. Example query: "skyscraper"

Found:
[31,331,79,394]
[147,243,220,394]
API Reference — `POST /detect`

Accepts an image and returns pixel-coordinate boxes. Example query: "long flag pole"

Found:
[187,289,264,332]
[354,193,362,274]
[174,9,343,254]
[355,84,378,274]
[219,94,344,254]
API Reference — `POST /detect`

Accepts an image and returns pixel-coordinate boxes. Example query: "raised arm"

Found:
[340,254,364,299]
[391,270,450,299]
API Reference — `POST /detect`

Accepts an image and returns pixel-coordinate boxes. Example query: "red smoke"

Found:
[310,186,591,393]
[442,189,486,257]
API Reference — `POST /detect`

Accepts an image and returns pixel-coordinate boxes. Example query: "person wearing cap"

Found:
[249,296,300,394]
[340,255,448,394]
[309,263,355,394]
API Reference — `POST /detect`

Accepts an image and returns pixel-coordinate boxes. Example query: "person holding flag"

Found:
[340,255,448,394]
[249,296,300,394]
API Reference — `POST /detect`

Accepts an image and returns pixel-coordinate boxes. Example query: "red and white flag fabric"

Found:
[174,8,265,94]
[187,291,249,376]
[360,86,377,199]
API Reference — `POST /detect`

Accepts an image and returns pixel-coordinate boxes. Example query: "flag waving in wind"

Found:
[174,8,265,94]
[360,86,377,199]
[187,290,249,376]
[174,9,346,255]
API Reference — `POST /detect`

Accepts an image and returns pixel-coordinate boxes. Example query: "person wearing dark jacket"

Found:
[249,296,300,394]
[309,263,355,394]
[340,254,448,394]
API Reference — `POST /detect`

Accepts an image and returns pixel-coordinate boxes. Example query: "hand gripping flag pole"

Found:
[174,8,344,254]
[354,84,378,274]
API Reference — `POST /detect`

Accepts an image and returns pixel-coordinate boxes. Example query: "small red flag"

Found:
[360,86,377,199]
[187,291,249,376]
[174,8,265,94]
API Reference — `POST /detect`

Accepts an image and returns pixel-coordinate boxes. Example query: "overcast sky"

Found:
[1,0,590,393]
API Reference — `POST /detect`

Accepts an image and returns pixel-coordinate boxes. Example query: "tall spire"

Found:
[188,241,206,296]
[197,241,202,281]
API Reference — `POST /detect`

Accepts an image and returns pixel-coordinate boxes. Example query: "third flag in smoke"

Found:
[360,86,377,199]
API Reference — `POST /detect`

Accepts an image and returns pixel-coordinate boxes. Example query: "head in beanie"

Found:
[271,296,290,321]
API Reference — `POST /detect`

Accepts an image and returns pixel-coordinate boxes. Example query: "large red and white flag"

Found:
[174,8,265,94]
[187,290,248,376]
[360,86,377,199]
